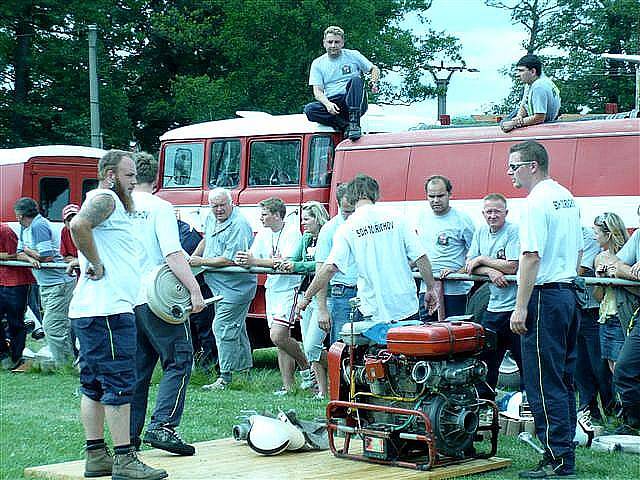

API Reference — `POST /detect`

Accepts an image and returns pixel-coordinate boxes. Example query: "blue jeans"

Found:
[131,304,193,439]
[327,284,358,345]
[614,321,640,422]
[304,77,368,129]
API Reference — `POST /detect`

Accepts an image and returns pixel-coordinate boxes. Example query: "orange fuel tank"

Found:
[386,321,486,358]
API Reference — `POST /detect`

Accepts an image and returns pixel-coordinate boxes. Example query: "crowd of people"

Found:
[1,138,639,480]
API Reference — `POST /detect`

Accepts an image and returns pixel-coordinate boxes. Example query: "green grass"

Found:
[1,349,638,479]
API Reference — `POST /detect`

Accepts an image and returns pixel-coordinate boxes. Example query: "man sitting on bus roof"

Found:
[303,26,380,141]
[501,54,561,133]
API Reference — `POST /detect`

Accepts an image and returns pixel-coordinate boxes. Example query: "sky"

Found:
[380,0,528,122]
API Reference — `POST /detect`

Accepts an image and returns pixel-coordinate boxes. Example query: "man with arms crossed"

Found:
[508,141,582,479]
[465,193,523,400]
[298,174,439,324]
[190,188,257,391]
[69,150,167,479]
[304,26,380,140]
[129,153,205,456]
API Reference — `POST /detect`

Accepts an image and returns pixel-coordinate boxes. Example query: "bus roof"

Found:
[336,118,640,151]
[160,113,337,141]
[0,145,106,166]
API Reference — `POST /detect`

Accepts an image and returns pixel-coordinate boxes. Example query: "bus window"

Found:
[163,143,204,188]
[307,135,334,187]
[39,177,70,221]
[209,139,241,188]
[82,178,99,202]
[249,140,301,186]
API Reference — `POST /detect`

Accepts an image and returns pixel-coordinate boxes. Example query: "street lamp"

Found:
[427,61,480,121]
[601,53,640,112]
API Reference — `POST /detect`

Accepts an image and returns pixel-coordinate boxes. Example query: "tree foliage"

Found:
[1,0,462,151]
[485,0,640,115]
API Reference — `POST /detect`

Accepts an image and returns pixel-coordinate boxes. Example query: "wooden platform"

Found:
[24,438,511,480]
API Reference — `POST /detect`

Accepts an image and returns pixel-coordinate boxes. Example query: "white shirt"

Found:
[250,222,302,293]
[130,191,184,306]
[69,189,142,318]
[519,179,583,284]
[326,203,425,322]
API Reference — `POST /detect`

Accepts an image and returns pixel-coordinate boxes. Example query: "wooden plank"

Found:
[24,438,511,480]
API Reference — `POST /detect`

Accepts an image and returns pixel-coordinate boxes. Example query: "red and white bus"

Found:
[155,112,640,344]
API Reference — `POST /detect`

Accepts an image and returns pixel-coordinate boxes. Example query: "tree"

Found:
[485,0,640,115]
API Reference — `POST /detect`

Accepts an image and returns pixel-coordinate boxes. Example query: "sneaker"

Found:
[519,457,576,478]
[202,377,228,391]
[24,319,35,333]
[31,328,45,340]
[143,425,195,456]
[273,387,291,396]
[299,368,317,390]
[11,360,28,373]
[112,447,168,480]
[312,391,325,401]
[84,444,113,478]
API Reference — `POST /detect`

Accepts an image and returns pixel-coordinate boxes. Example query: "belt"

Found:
[332,283,356,289]
[534,282,575,290]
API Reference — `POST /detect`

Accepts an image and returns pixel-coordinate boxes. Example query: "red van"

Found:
[0,145,105,225]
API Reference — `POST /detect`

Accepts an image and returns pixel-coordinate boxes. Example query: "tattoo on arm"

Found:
[77,194,115,228]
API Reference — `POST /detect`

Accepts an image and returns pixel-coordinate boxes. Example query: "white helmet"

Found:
[277,411,306,450]
[246,415,293,455]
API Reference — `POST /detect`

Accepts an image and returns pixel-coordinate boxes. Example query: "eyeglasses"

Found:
[507,161,534,172]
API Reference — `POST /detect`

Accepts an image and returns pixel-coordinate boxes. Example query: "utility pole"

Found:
[88,25,102,148]
[601,53,640,112]
[427,61,479,121]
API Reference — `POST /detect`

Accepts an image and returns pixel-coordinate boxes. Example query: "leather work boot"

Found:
[84,444,113,478]
[112,447,168,480]
[347,110,362,140]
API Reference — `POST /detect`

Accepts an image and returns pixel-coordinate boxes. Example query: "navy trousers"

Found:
[477,310,524,400]
[304,77,368,129]
[521,286,579,468]
[613,321,640,423]
[419,293,467,323]
[0,285,28,363]
[574,307,614,417]
[131,304,193,440]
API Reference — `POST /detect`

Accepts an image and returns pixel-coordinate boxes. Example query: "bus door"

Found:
[30,162,97,221]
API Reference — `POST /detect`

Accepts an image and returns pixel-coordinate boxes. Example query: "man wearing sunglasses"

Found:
[508,141,583,479]
[501,54,561,133]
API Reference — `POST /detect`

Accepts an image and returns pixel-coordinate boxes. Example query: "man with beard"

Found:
[303,25,380,140]
[69,150,167,480]
[508,141,582,479]
[129,152,205,455]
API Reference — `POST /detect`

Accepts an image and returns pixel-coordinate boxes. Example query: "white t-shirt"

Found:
[326,203,425,322]
[130,191,184,306]
[250,222,302,293]
[69,189,142,318]
[519,179,583,284]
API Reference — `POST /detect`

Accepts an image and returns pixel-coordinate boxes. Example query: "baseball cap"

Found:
[62,204,80,221]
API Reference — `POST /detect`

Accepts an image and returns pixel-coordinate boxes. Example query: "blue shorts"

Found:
[72,313,137,405]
